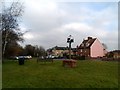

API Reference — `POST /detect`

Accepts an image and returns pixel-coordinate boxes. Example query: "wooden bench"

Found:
[63,60,77,68]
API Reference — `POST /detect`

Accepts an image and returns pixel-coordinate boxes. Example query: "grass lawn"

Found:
[2,58,118,88]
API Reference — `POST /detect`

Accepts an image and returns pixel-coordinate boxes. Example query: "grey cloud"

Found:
[21,1,118,51]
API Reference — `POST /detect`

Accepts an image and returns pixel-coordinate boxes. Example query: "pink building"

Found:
[77,37,107,58]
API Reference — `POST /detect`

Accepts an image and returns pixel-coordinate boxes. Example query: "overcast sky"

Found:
[3,0,118,51]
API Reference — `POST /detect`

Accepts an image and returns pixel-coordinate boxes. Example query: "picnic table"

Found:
[63,60,77,68]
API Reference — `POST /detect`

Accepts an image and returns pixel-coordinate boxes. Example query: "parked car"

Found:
[46,55,55,59]
[9,56,19,60]
[9,55,32,60]
[18,55,32,60]
[24,56,32,59]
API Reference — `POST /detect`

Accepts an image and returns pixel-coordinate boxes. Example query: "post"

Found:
[67,35,74,60]
[69,41,71,60]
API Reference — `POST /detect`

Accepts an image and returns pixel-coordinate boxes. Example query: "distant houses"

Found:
[47,46,77,58]
[47,36,109,59]
[47,46,69,58]
[107,50,120,59]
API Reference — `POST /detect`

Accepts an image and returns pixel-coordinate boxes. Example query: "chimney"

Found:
[77,45,79,48]
[88,37,92,40]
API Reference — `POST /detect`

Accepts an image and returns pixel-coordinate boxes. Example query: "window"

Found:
[86,43,90,47]
[81,43,84,47]
[81,49,82,52]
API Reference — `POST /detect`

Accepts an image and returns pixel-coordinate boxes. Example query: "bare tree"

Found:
[1,1,24,58]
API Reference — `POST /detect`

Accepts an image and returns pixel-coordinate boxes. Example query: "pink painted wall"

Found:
[90,39,105,57]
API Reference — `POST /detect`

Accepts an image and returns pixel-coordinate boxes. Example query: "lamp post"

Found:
[67,35,74,60]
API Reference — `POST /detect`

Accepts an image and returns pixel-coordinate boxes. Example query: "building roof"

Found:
[109,50,120,54]
[71,48,77,52]
[47,46,69,51]
[53,46,68,50]
[47,46,77,51]
[78,37,96,49]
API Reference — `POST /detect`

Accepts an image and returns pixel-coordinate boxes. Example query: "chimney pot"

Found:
[88,37,92,40]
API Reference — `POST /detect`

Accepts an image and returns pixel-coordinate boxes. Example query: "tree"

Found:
[1,1,24,58]
[24,44,46,57]
[24,44,35,56]
[37,46,46,57]
[5,41,23,57]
